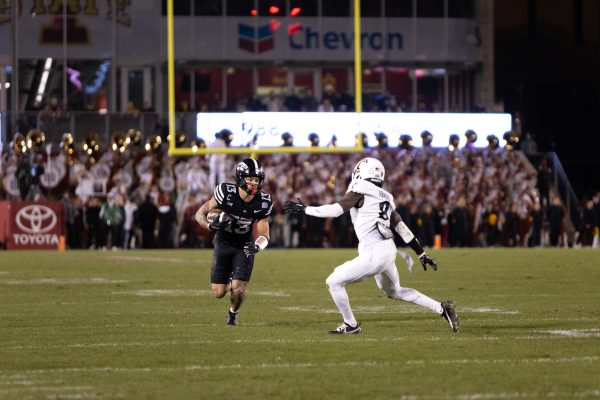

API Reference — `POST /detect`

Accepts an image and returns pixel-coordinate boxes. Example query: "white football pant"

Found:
[326,239,443,327]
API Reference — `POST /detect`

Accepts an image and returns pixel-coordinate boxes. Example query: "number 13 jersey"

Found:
[213,182,273,246]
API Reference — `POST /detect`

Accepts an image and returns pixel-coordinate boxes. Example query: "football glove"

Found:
[283,199,306,214]
[209,212,231,232]
[419,253,438,271]
[243,241,260,257]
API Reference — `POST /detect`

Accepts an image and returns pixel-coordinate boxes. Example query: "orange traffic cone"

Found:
[434,234,442,249]
[58,235,66,251]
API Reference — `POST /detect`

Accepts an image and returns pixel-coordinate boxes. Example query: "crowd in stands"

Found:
[2,129,598,250]
[193,85,487,115]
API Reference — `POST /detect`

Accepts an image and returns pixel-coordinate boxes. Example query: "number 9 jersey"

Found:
[346,179,396,246]
[213,182,273,246]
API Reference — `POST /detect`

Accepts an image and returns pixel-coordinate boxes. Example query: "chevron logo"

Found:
[238,23,274,54]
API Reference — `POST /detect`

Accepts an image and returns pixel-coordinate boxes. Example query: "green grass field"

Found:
[1,248,599,399]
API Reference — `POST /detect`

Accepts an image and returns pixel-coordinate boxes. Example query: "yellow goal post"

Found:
[165,0,365,157]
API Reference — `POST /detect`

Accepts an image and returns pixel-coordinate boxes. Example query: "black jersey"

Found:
[213,182,273,246]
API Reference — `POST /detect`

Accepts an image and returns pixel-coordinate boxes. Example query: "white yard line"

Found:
[0,278,128,285]
[461,307,521,314]
[1,356,597,376]
[112,289,289,297]
[5,334,600,351]
[105,255,206,264]
[544,329,600,338]
[280,306,522,314]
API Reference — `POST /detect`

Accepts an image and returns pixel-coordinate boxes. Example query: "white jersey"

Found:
[346,179,396,246]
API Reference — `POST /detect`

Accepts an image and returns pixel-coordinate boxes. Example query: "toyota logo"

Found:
[15,205,57,234]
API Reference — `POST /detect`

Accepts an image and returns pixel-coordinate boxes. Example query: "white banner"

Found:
[196,112,512,149]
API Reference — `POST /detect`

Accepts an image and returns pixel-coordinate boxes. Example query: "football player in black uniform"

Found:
[195,158,273,326]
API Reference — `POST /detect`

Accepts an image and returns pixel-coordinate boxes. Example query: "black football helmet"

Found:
[235,158,265,195]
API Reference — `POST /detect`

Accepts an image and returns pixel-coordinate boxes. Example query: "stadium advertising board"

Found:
[0,201,64,250]
[196,112,512,149]
[5,3,479,63]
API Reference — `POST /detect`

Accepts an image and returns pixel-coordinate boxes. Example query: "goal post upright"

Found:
[166,0,365,157]
[166,0,176,156]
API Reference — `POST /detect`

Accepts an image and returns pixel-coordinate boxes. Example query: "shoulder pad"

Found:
[346,179,369,195]
[258,191,272,202]
[258,191,273,217]
[214,182,236,206]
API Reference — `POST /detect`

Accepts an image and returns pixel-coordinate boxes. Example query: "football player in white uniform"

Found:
[284,157,459,334]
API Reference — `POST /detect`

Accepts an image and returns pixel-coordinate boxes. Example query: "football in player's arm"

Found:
[195,158,272,326]
[283,157,459,334]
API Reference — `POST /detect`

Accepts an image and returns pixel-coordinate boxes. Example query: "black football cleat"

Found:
[329,322,362,334]
[441,300,460,332]
[227,310,238,326]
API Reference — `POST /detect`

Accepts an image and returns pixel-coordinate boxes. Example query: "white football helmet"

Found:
[352,157,385,184]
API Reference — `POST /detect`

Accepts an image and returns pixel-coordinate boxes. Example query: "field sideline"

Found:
[1,248,599,399]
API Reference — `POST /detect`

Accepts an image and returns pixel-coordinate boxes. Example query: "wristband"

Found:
[255,235,269,251]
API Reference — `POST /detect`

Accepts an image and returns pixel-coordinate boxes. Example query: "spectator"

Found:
[520,133,538,154]
[123,101,140,116]
[179,193,209,248]
[122,195,139,249]
[547,196,565,247]
[141,100,155,112]
[317,98,335,112]
[528,202,544,247]
[576,199,598,247]
[15,157,32,200]
[265,91,280,111]
[85,197,103,249]
[138,194,159,249]
[420,203,437,247]
[283,88,302,111]
[448,196,471,247]
[501,203,519,247]
[481,203,499,246]
[100,194,124,249]
[157,193,177,248]
[301,88,319,111]
[62,192,77,249]
[208,130,231,190]
[537,158,552,208]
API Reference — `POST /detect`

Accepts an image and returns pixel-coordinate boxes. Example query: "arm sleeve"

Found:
[394,221,425,257]
[305,203,344,218]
